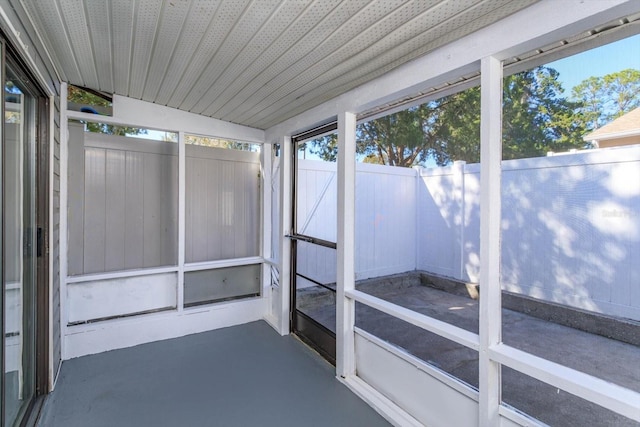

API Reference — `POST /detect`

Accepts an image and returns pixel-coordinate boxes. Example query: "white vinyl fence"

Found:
[297,160,416,284]
[66,123,261,324]
[299,145,640,321]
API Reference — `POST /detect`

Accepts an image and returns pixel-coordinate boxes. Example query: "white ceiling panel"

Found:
[58,0,100,90]
[177,0,283,112]
[140,0,191,100]
[152,0,222,105]
[19,0,540,129]
[110,0,135,95]
[188,0,312,114]
[84,1,114,93]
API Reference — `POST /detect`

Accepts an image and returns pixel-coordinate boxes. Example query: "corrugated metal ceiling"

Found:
[20,0,538,129]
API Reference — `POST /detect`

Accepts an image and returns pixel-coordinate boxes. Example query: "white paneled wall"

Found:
[418,146,640,321]
[297,160,417,282]
[68,123,178,275]
[355,163,417,280]
[297,159,337,242]
[299,146,640,321]
[66,123,264,326]
[417,162,481,282]
[185,145,260,263]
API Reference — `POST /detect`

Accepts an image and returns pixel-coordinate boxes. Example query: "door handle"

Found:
[285,234,313,243]
[37,227,43,257]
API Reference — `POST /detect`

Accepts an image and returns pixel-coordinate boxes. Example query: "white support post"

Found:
[261,143,273,307]
[177,131,186,311]
[336,111,357,379]
[479,56,503,426]
[278,136,292,335]
[453,160,466,281]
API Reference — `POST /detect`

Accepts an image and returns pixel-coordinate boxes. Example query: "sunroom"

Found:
[0,1,638,426]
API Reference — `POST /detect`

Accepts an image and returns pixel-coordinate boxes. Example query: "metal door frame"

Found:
[289,121,337,364]
[0,36,50,426]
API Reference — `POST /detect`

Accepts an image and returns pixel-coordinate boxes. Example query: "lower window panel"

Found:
[184,264,261,307]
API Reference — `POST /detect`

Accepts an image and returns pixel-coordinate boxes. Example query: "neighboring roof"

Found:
[19,0,538,130]
[583,107,640,142]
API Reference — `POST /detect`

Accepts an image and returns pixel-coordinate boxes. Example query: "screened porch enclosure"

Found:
[0,0,636,426]
[59,94,268,359]
[64,121,262,325]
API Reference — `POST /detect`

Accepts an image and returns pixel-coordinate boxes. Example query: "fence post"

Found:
[453,161,466,281]
[413,166,422,272]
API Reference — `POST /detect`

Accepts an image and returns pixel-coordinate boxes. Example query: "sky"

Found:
[547,34,640,94]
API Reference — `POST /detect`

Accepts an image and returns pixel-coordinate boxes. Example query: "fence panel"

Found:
[418,147,640,320]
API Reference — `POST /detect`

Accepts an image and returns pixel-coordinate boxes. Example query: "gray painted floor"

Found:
[38,321,390,427]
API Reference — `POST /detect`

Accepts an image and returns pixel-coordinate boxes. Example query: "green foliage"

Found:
[186,134,259,151]
[307,64,633,166]
[571,68,640,131]
[501,66,585,159]
[357,105,442,166]
[67,85,110,107]
[302,134,338,161]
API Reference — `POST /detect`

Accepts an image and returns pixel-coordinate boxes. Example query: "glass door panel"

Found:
[295,241,337,333]
[4,58,37,426]
[291,125,338,363]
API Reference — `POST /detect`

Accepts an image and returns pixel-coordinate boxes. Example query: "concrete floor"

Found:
[37,321,390,427]
[298,278,640,427]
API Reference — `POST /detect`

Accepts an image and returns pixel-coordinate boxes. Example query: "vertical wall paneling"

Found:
[124,151,145,269]
[67,132,179,276]
[66,123,85,275]
[184,145,260,264]
[83,147,107,273]
[104,150,126,271]
[143,153,163,267]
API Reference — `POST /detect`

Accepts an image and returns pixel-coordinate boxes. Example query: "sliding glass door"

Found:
[2,48,44,427]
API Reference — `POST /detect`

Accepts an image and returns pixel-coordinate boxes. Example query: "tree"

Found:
[501,66,585,159]
[185,134,258,151]
[356,104,445,166]
[67,85,146,137]
[571,69,640,131]
[301,134,338,161]
[308,66,585,166]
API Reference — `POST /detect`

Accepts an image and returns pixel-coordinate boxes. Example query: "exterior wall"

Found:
[598,135,640,148]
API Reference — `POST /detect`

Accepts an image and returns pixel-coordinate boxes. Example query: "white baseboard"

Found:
[64,297,265,359]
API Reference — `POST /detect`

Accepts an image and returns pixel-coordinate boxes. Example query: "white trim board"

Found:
[63,297,265,359]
